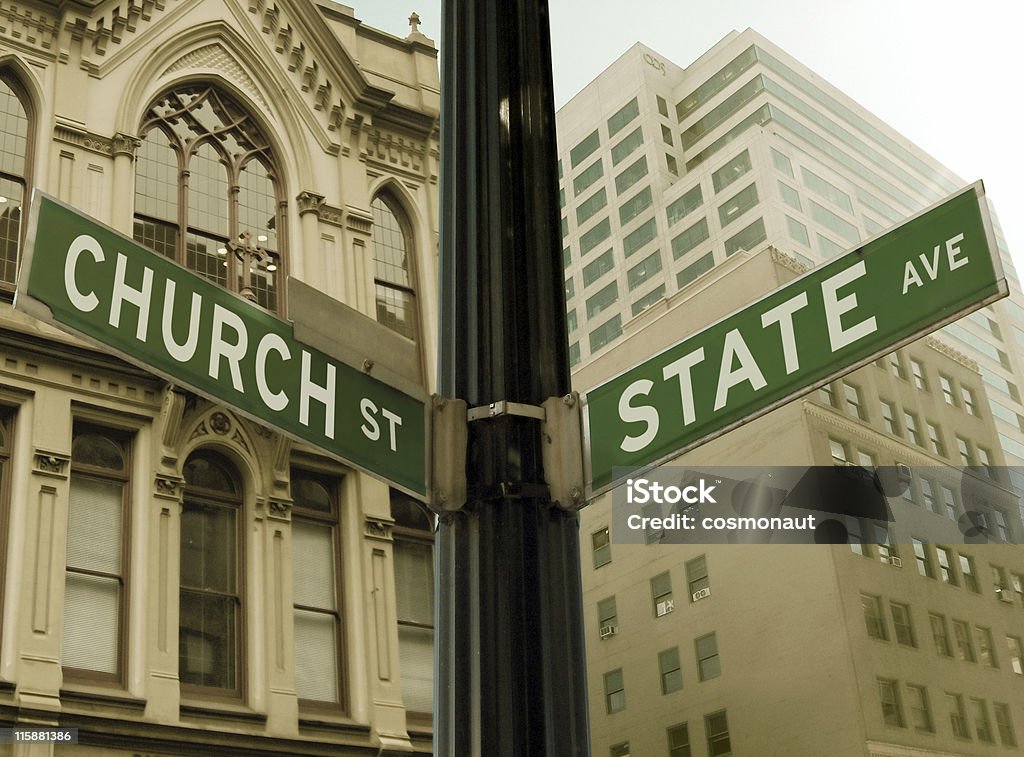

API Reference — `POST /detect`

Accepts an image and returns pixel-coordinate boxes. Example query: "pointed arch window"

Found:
[371,195,417,339]
[133,84,284,312]
[0,71,31,288]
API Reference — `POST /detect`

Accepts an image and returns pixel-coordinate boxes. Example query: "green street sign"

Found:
[16,193,427,497]
[584,182,1006,495]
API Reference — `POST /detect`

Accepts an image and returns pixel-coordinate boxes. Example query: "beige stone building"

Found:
[559,29,1024,757]
[0,1,439,754]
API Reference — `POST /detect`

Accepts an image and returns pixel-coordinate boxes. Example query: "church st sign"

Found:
[584,182,1006,494]
[16,193,427,497]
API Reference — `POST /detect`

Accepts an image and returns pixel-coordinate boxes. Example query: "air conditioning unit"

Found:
[656,599,675,617]
[692,587,712,602]
[996,588,1014,603]
[975,513,990,531]
[599,624,618,639]
[888,556,903,568]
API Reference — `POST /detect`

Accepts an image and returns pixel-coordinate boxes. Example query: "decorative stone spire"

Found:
[409,12,421,34]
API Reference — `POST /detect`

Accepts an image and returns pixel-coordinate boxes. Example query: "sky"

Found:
[354,1,1023,271]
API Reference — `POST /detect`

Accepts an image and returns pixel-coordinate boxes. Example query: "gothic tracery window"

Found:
[371,195,417,339]
[0,72,30,288]
[133,84,283,312]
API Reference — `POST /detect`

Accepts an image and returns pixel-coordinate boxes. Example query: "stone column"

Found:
[111,133,141,235]
[295,191,325,284]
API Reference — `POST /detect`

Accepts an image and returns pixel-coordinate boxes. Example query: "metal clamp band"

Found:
[466,400,546,422]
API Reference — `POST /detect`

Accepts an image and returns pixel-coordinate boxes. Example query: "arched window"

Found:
[371,195,417,340]
[134,84,283,312]
[0,71,31,289]
[391,490,434,719]
[180,450,243,696]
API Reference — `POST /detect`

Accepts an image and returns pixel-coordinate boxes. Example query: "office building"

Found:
[558,30,1024,756]
[0,2,439,754]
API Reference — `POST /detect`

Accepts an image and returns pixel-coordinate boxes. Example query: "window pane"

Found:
[292,520,336,609]
[180,504,236,593]
[179,589,237,689]
[0,78,28,175]
[188,142,229,237]
[63,572,119,673]
[134,127,179,224]
[294,608,339,702]
[395,540,434,625]
[398,624,434,713]
[0,175,23,285]
[66,477,123,574]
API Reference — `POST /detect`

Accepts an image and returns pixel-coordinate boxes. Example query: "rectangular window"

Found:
[565,276,574,301]
[936,546,957,584]
[589,315,622,353]
[809,200,860,244]
[631,285,666,316]
[573,159,604,196]
[919,478,937,514]
[604,668,625,713]
[1008,636,1024,675]
[939,374,956,404]
[666,184,703,227]
[576,187,608,226]
[717,183,759,228]
[819,382,837,407]
[956,436,973,466]
[830,438,849,464]
[686,555,709,599]
[973,698,994,743]
[610,126,643,166]
[880,400,899,434]
[907,685,933,732]
[930,613,952,657]
[861,593,887,640]
[724,217,766,256]
[959,554,979,593]
[292,471,346,708]
[952,620,976,662]
[607,97,639,137]
[913,539,934,578]
[666,153,678,175]
[962,386,977,414]
[619,186,652,226]
[671,217,710,259]
[711,150,753,193]
[63,425,131,683]
[570,129,600,167]
[580,217,612,256]
[592,527,611,568]
[696,633,721,680]
[609,743,629,757]
[651,571,673,616]
[667,723,691,757]
[705,710,731,756]
[778,181,801,210]
[659,647,683,694]
[786,216,810,247]
[623,217,657,257]
[994,702,1017,747]
[771,147,794,177]
[597,596,617,631]
[615,155,648,195]
[583,249,615,285]
[566,309,577,333]
[890,602,915,647]
[801,166,853,213]
[976,626,997,667]
[910,359,928,390]
[947,693,969,738]
[878,678,905,727]
[927,422,946,457]
[627,251,662,290]
[888,352,906,380]
[677,251,714,288]
[586,281,619,319]
[568,341,580,366]
[657,95,669,117]
[842,382,865,420]
[903,412,922,446]
[661,123,674,145]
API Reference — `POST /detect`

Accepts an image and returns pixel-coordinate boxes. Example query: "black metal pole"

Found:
[435,0,590,754]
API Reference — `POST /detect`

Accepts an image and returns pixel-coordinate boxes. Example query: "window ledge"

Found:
[179,700,267,726]
[297,713,371,737]
[60,687,146,713]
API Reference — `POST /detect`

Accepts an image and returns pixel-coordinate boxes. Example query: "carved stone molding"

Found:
[164,43,269,110]
[154,474,184,501]
[364,518,393,542]
[33,451,70,479]
[54,124,114,156]
[111,132,142,158]
[365,128,426,173]
[923,335,977,371]
[0,4,58,52]
[267,497,292,521]
[159,385,188,464]
[210,411,232,435]
[319,204,344,228]
[296,190,325,216]
[768,246,809,275]
[345,207,373,236]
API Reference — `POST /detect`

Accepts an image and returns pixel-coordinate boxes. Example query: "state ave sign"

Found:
[16,194,427,498]
[584,182,1006,495]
